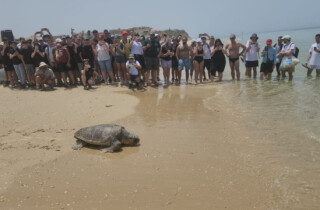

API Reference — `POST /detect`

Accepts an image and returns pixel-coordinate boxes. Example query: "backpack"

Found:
[293,46,299,58]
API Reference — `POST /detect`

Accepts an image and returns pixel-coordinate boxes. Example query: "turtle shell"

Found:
[74,124,123,146]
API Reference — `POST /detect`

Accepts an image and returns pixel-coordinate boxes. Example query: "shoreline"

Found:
[1,80,320,209]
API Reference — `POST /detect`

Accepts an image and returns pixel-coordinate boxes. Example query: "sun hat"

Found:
[39,62,48,68]
[55,38,62,43]
[266,39,272,45]
[250,33,258,39]
[196,38,202,43]
[282,35,291,40]
[129,54,134,59]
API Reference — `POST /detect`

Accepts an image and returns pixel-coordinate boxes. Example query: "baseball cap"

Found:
[250,33,258,39]
[196,38,202,43]
[103,29,109,34]
[129,54,134,59]
[266,39,272,44]
[55,38,62,43]
[122,31,128,35]
[92,29,98,33]
[83,36,89,40]
[61,35,66,39]
[282,35,291,40]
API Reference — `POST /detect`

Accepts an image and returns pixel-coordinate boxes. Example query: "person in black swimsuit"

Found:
[211,39,226,82]
[193,39,205,84]
[171,37,179,83]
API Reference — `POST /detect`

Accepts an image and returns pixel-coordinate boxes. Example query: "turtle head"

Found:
[121,128,140,145]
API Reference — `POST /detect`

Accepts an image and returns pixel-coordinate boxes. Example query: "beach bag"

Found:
[293,46,299,58]
[280,56,300,71]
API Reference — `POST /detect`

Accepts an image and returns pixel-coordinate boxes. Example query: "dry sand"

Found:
[0,81,319,209]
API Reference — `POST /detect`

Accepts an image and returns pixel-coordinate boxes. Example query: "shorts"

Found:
[178,58,191,70]
[68,62,78,71]
[98,59,112,71]
[172,59,178,68]
[260,62,274,73]
[161,59,172,68]
[308,64,320,70]
[130,75,140,81]
[115,56,126,63]
[56,63,68,72]
[203,59,211,71]
[134,54,145,70]
[25,64,35,74]
[245,60,259,68]
[145,56,159,71]
[4,63,14,71]
[77,63,84,71]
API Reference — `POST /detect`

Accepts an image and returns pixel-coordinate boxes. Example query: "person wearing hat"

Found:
[9,41,27,88]
[34,62,55,90]
[126,54,142,89]
[280,35,295,80]
[160,40,174,84]
[1,37,16,87]
[143,33,161,86]
[193,38,205,84]
[245,33,260,78]
[260,39,277,80]
[305,34,320,77]
[200,33,212,81]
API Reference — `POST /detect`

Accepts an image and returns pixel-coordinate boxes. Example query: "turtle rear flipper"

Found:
[100,139,121,153]
[72,139,86,150]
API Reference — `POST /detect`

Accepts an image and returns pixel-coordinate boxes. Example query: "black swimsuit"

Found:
[194,48,204,63]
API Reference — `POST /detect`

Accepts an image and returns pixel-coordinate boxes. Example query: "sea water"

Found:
[220,27,320,142]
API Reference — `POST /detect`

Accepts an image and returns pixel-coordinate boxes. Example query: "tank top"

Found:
[97,44,110,61]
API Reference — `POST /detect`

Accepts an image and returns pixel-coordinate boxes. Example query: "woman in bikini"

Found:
[193,38,205,84]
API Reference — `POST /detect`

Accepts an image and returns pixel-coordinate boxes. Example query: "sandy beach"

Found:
[1,78,320,210]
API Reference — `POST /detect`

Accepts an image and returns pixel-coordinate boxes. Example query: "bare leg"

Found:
[229,61,235,80]
[260,72,264,80]
[253,67,257,78]
[316,69,320,77]
[186,69,189,84]
[235,60,240,81]
[68,70,75,84]
[218,72,223,81]
[267,73,272,80]
[307,69,313,76]
[194,61,199,84]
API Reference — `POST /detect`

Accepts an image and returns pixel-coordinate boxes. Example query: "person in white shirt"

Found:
[130,34,145,76]
[305,34,320,77]
[280,35,295,80]
[245,33,260,78]
[126,54,142,89]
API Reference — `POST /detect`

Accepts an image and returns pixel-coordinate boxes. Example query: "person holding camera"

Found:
[55,41,75,87]
[9,41,27,88]
[126,54,142,89]
[81,59,98,90]
[21,40,36,87]
[160,40,174,84]
[34,62,55,91]
[245,33,260,78]
[305,34,320,77]
[1,38,16,87]
[260,39,277,80]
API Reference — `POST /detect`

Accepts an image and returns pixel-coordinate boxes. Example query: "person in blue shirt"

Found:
[260,39,277,80]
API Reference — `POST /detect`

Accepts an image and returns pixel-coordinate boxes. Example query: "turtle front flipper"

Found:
[100,139,121,153]
[72,139,86,150]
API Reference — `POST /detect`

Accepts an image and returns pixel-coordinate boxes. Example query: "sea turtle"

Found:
[72,124,140,153]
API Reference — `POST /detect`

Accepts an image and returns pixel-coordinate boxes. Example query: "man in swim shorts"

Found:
[224,34,246,81]
[176,36,192,84]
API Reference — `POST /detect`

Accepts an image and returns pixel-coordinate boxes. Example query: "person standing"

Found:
[274,36,283,77]
[130,34,145,82]
[95,34,114,84]
[176,36,192,84]
[305,34,320,77]
[55,42,75,86]
[200,34,212,80]
[171,37,179,83]
[9,41,27,88]
[66,36,78,85]
[245,33,260,78]
[1,38,16,87]
[211,39,226,82]
[160,41,173,84]
[260,39,277,80]
[113,35,127,85]
[21,40,36,87]
[143,33,161,86]
[224,34,246,81]
[280,35,295,80]
[193,38,205,84]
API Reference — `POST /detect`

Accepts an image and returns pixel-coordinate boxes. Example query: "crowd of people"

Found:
[0,28,320,91]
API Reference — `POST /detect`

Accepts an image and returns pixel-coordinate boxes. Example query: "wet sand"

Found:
[1,81,320,209]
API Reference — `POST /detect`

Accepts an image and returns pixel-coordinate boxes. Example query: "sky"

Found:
[1,0,319,39]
